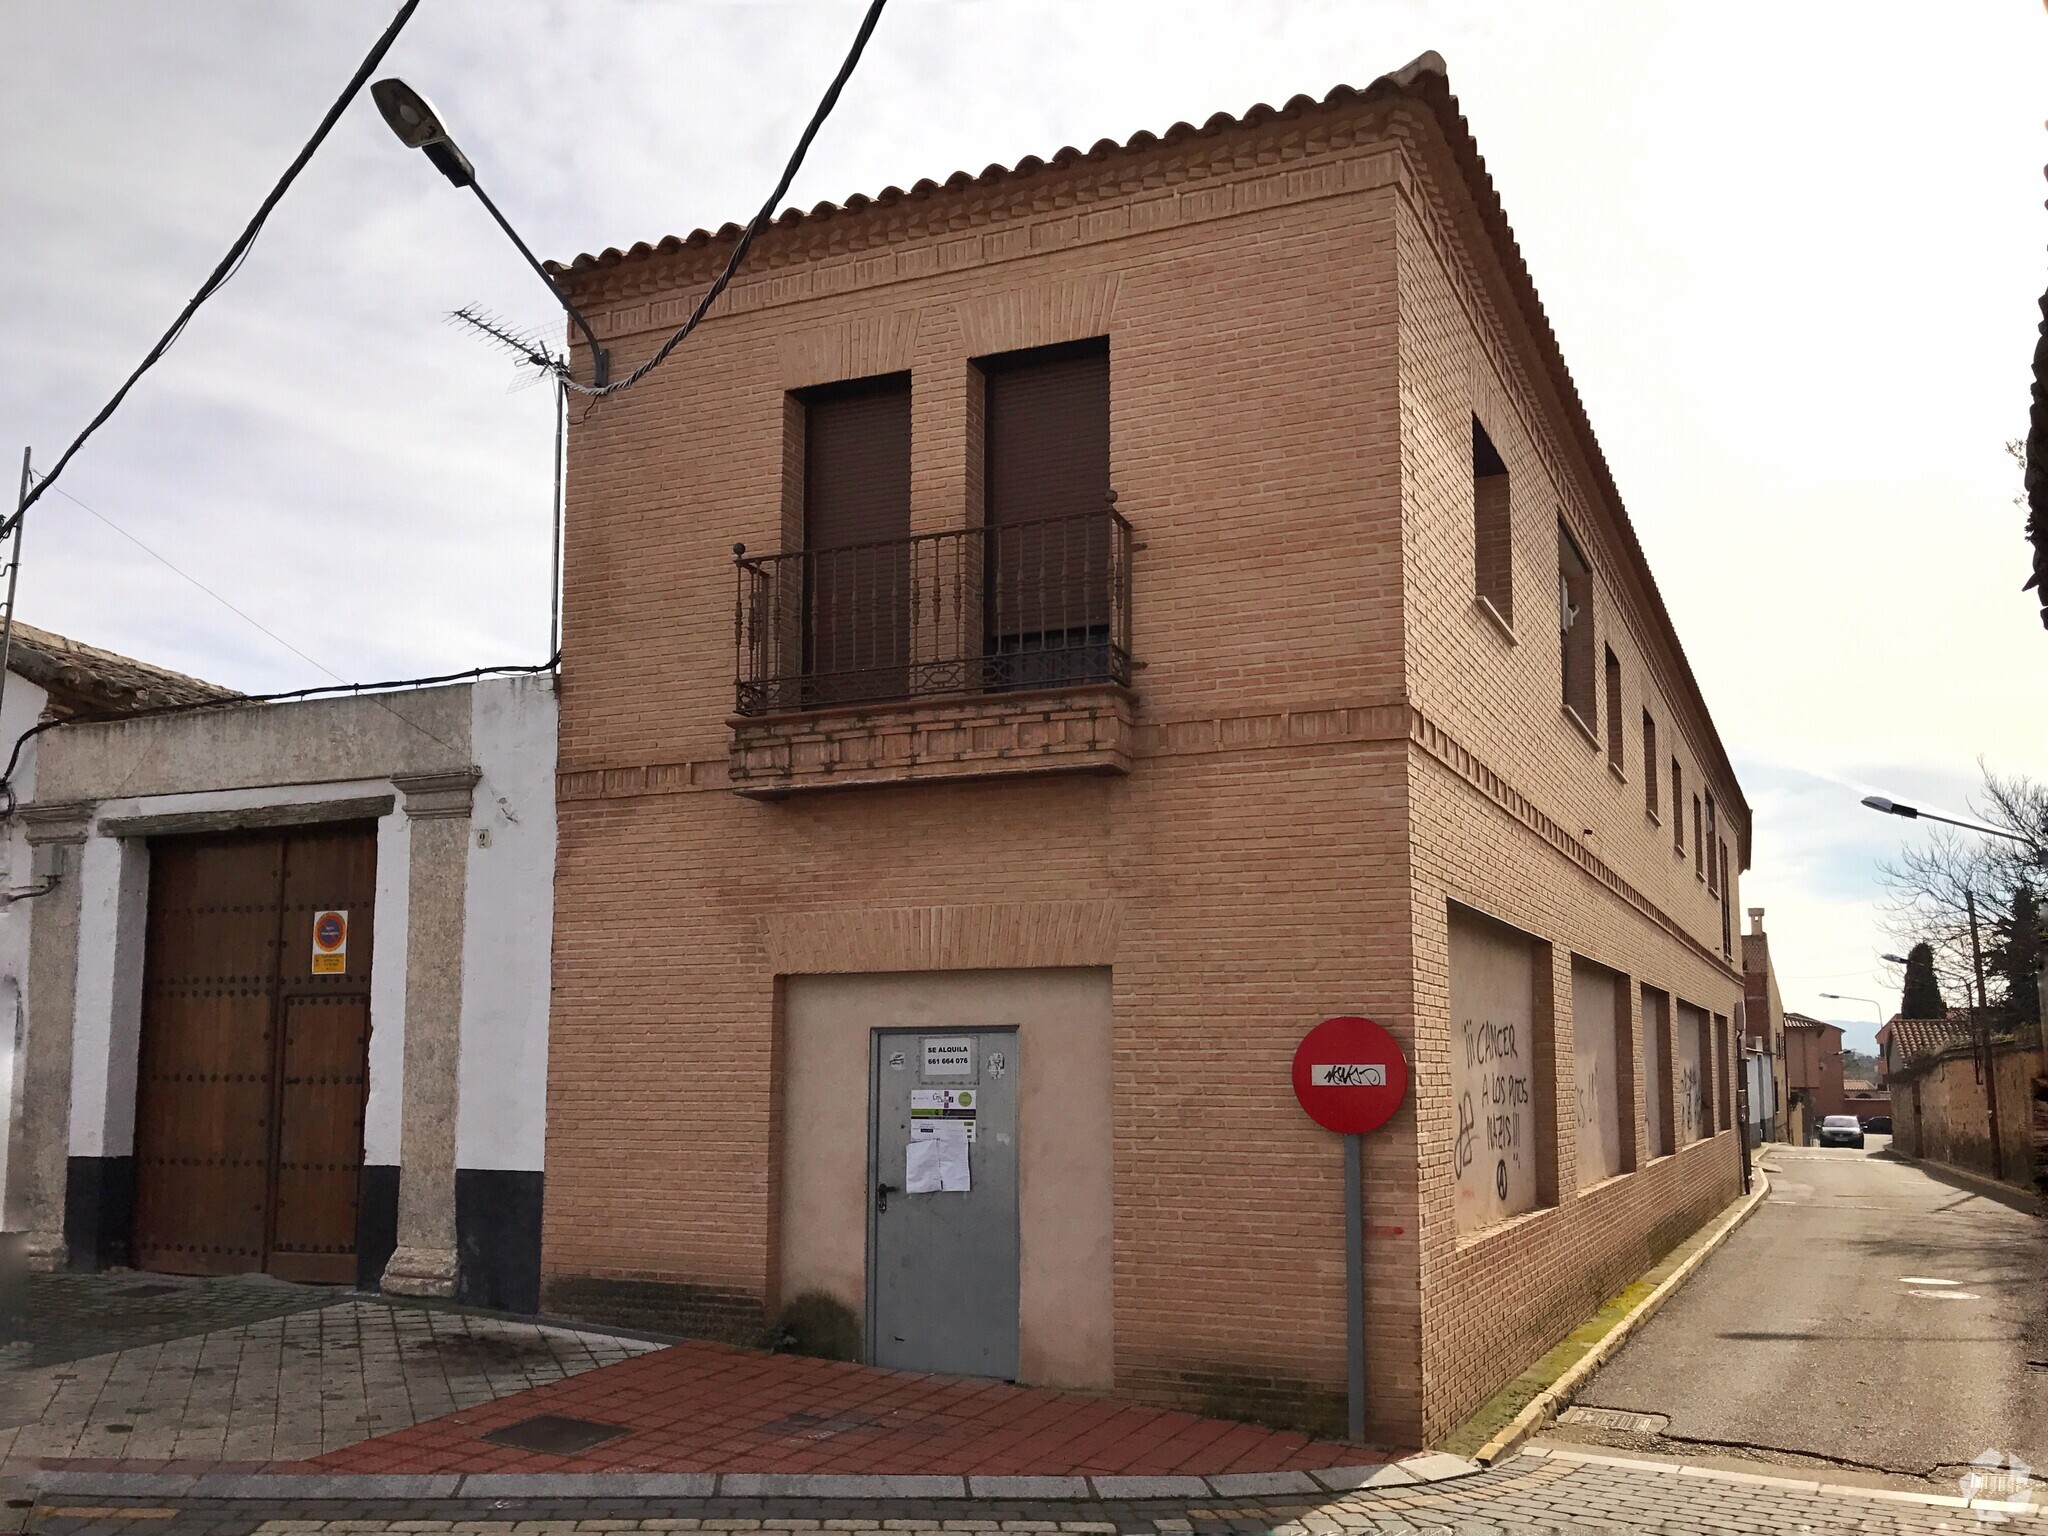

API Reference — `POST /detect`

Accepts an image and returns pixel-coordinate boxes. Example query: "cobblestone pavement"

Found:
[20,1449,2048,1534]
[4,1275,335,1372]
[2,1297,660,1487]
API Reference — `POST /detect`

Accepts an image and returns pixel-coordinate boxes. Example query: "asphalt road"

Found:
[1571,1142,2047,1479]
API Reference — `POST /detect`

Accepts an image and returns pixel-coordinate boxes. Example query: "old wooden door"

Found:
[130,824,377,1281]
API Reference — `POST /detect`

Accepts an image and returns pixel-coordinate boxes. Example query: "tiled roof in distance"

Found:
[6,620,236,717]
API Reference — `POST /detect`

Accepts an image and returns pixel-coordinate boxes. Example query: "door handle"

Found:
[876,1181,901,1214]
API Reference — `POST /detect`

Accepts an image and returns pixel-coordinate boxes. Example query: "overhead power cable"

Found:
[558,0,889,399]
[10,0,422,529]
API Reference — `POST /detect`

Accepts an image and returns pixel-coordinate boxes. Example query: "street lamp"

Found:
[371,78,610,386]
[1857,791,2011,1179]
[1860,794,2036,847]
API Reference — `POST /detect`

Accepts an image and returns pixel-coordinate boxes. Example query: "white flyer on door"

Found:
[911,1118,975,1143]
[905,1135,970,1193]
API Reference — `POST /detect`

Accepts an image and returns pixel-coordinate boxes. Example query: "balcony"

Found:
[728,506,1135,795]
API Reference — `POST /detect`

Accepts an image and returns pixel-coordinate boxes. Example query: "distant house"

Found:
[1739,908,1789,1141]
[1886,1012,2042,1192]
[1783,1012,1846,1131]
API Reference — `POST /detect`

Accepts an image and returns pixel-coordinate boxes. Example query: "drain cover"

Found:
[760,1409,884,1441]
[481,1414,627,1455]
[1558,1406,1669,1435]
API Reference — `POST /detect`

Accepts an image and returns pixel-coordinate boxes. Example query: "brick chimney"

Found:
[1748,907,1765,938]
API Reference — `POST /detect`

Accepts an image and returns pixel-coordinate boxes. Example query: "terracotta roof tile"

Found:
[5,621,236,717]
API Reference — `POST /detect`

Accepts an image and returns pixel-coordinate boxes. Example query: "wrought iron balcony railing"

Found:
[734,505,1133,717]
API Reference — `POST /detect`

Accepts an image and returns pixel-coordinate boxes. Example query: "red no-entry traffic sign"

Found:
[1291,1015,1408,1136]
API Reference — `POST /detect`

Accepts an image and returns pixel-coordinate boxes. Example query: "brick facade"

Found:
[542,57,1747,1447]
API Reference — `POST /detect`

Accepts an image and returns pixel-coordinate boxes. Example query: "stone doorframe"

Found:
[7,769,480,1289]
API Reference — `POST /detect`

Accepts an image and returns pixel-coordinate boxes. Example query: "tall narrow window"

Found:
[1473,417,1512,624]
[1558,523,1596,730]
[1693,796,1705,878]
[1671,759,1684,852]
[981,338,1112,690]
[1705,795,1719,892]
[1720,841,1733,956]
[1604,648,1624,771]
[1642,713,1659,818]
[801,373,912,706]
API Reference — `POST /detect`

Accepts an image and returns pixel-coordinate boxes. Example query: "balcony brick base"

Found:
[727,684,1135,797]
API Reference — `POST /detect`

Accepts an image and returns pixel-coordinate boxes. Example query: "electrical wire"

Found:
[557,0,889,400]
[34,475,351,687]
[9,0,422,527]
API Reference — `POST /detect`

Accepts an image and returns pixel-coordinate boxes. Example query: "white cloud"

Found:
[5,0,2044,998]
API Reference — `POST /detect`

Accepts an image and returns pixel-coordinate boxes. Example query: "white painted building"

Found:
[5,665,558,1312]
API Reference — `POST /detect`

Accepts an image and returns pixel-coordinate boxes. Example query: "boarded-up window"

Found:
[1558,523,1596,728]
[1448,904,1545,1232]
[1714,1015,1733,1131]
[1693,796,1705,877]
[1473,417,1512,623]
[1642,713,1659,819]
[802,374,912,704]
[1572,957,1634,1186]
[1676,1000,1712,1144]
[1672,759,1685,853]
[1720,840,1733,956]
[982,339,1111,687]
[1641,984,1673,1158]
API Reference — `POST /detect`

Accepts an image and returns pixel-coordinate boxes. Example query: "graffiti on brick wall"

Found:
[1572,960,1625,1187]
[1449,906,1540,1231]
[1675,1002,1711,1144]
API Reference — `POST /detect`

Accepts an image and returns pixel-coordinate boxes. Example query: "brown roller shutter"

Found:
[982,340,1110,682]
[803,375,911,704]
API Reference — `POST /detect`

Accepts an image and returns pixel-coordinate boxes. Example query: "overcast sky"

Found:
[5,2,2043,1049]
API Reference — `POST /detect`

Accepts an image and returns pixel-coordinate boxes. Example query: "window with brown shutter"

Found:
[801,373,912,705]
[980,338,1111,689]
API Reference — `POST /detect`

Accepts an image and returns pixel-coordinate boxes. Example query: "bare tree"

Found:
[1875,764,2048,1017]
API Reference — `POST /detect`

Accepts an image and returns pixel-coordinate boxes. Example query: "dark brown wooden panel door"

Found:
[131,824,376,1281]
[132,835,286,1275]
[803,374,912,704]
[269,826,376,1282]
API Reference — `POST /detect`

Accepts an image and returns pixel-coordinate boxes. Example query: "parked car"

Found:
[1861,1115,1892,1134]
[1819,1114,1866,1148]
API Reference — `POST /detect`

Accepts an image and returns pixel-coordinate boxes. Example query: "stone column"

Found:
[11,802,94,1268]
[378,768,479,1297]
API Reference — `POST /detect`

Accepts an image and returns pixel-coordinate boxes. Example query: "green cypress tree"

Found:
[1900,942,1947,1020]
[1987,886,2045,1031]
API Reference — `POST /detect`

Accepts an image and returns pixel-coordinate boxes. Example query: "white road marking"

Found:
[1906,1289,1981,1300]
[1900,1276,1960,1285]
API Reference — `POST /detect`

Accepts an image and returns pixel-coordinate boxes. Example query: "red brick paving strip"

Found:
[295,1340,1386,1476]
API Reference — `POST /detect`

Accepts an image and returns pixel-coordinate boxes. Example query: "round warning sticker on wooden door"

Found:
[311,909,348,974]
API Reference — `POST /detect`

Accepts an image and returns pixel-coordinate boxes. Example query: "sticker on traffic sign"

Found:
[1292,1015,1408,1135]
[311,910,348,975]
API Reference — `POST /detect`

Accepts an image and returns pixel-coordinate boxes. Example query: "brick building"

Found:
[1784,1012,1847,1126]
[1739,908,1789,1141]
[540,54,1749,1445]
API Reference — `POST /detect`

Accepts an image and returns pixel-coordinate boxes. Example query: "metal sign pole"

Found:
[1344,1130,1365,1443]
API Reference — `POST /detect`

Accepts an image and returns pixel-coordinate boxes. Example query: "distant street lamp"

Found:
[1819,992,1883,1032]
[1857,792,2011,1179]
[371,78,610,386]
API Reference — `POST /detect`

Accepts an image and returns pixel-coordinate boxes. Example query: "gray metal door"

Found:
[868,1028,1019,1377]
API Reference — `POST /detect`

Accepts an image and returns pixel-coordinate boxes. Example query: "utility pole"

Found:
[0,448,29,731]
[1963,889,2005,1181]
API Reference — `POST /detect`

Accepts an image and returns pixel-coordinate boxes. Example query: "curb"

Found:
[30,1452,1485,1503]
[1470,1169,1771,1465]
[1518,1445,2040,1519]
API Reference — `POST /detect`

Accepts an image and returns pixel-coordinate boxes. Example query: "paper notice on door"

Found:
[911,1118,975,1143]
[905,1135,970,1193]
